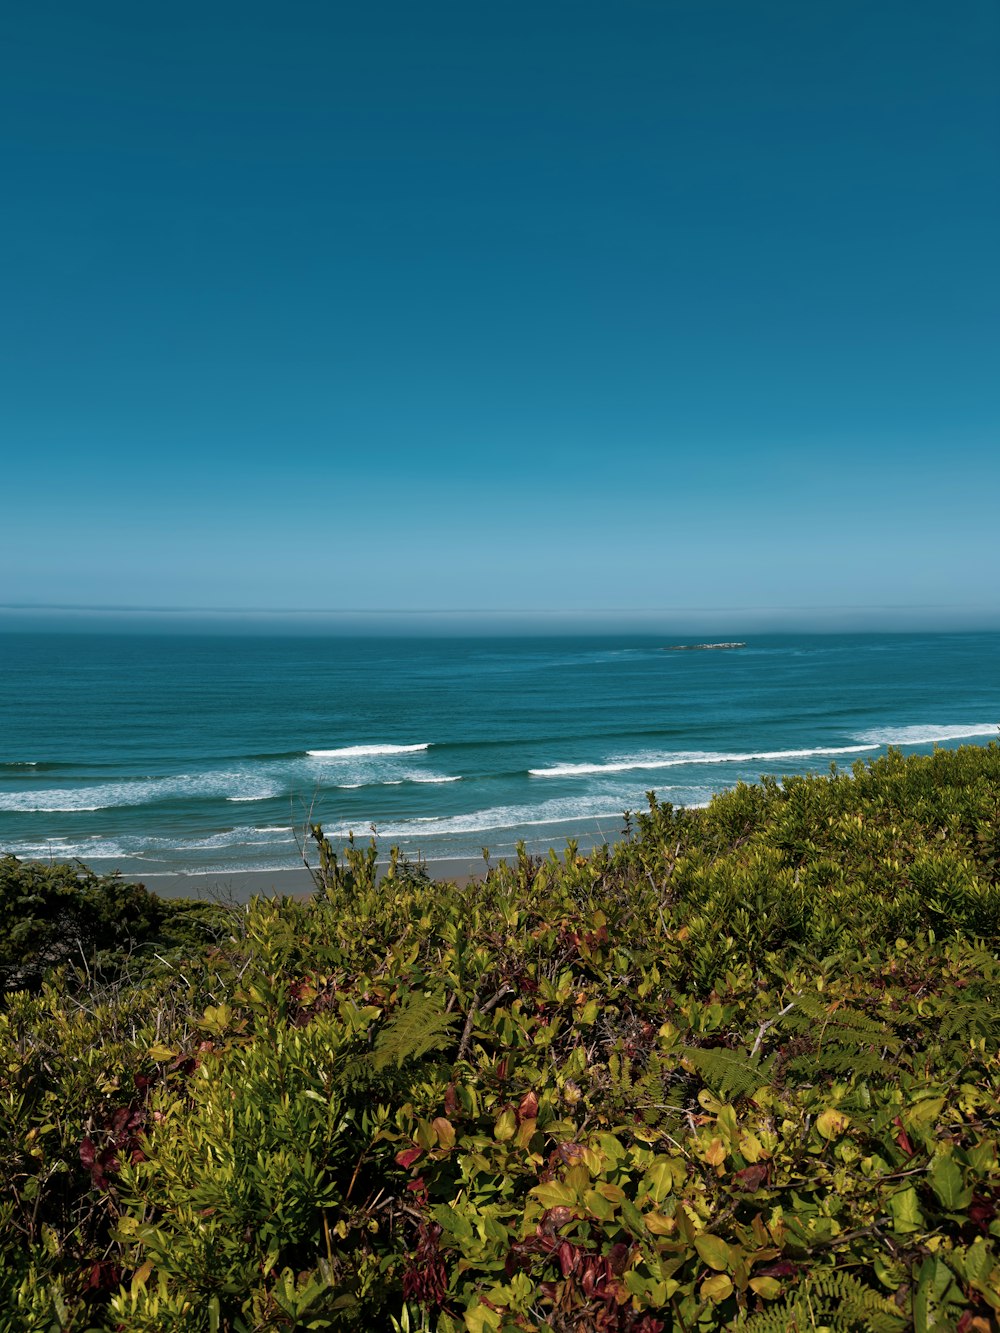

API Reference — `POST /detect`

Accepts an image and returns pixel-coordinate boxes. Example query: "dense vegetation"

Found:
[2,744,1000,1331]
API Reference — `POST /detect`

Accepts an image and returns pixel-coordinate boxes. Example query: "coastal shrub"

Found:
[1,744,999,1329]
[0,855,224,993]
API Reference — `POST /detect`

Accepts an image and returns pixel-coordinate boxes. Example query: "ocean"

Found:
[1,631,998,881]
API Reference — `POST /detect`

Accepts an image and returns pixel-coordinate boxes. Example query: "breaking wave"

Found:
[529,744,876,778]
[854,723,999,746]
[307,743,431,758]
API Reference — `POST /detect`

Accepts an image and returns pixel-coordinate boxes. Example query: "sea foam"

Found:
[328,794,633,840]
[529,744,877,778]
[307,743,431,758]
[854,723,999,746]
[0,771,283,813]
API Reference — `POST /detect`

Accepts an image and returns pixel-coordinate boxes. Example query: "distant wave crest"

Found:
[307,743,431,758]
[529,744,877,778]
[854,723,999,746]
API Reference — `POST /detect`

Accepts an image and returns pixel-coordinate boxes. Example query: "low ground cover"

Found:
[2,744,999,1330]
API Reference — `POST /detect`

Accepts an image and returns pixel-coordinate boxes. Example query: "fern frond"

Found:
[681,1045,773,1100]
[938,997,1000,1045]
[741,1269,906,1332]
[786,1048,890,1079]
[371,993,459,1070]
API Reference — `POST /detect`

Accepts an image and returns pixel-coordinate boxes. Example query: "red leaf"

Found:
[757,1260,799,1278]
[892,1115,914,1157]
[539,1206,575,1234]
[557,1241,578,1277]
[608,1243,630,1276]
[518,1090,539,1122]
[395,1146,423,1169]
[969,1193,997,1233]
[733,1163,769,1191]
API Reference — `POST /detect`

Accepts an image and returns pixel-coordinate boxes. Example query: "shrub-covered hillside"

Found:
[2,744,1000,1331]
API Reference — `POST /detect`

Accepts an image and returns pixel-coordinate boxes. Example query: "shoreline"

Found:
[139,855,491,900]
[88,828,626,901]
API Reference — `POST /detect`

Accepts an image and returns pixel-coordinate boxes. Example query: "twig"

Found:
[750,1000,797,1057]
[456,984,514,1063]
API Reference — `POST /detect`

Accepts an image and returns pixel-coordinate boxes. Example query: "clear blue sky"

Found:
[2,0,998,631]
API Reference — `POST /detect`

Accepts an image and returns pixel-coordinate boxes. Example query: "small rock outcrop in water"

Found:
[666,642,747,651]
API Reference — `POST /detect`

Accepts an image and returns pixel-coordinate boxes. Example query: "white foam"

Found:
[18,804,107,813]
[307,743,431,758]
[854,723,999,746]
[4,837,144,861]
[327,794,633,840]
[333,772,459,789]
[0,770,283,813]
[529,744,877,778]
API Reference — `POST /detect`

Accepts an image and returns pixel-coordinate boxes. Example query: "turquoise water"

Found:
[1,632,998,876]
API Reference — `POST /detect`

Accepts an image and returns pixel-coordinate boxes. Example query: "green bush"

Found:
[1,745,999,1330]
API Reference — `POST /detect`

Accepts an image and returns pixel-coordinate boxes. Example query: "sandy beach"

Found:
[139,854,492,901]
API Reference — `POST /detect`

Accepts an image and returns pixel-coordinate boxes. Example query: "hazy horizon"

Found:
[3,603,1000,638]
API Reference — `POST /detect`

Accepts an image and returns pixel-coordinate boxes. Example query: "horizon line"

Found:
[3,602,998,616]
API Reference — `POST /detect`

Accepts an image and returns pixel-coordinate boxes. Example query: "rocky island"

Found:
[666,641,746,651]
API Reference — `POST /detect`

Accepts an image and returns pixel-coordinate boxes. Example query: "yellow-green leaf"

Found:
[816,1109,850,1140]
[643,1159,675,1203]
[530,1181,578,1210]
[464,1305,501,1333]
[749,1275,782,1300]
[704,1138,727,1167]
[494,1109,516,1142]
[695,1234,731,1272]
[890,1186,924,1235]
[701,1272,734,1302]
[583,1188,616,1221]
[432,1117,456,1151]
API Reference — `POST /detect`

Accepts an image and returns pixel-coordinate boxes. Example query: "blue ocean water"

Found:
[1,632,998,878]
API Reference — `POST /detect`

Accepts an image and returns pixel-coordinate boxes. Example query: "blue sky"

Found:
[2,0,998,631]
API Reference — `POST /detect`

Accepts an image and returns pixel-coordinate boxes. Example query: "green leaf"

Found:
[432,1203,474,1241]
[531,1181,578,1210]
[930,1154,972,1211]
[494,1108,516,1141]
[620,1197,647,1236]
[701,1272,734,1302]
[749,1275,782,1299]
[643,1159,675,1203]
[464,1305,501,1333]
[964,1239,992,1286]
[816,1108,850,1140]
[890,1186,924,1235]
[695,1234,731,1272]
[583,1188,616,1221]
